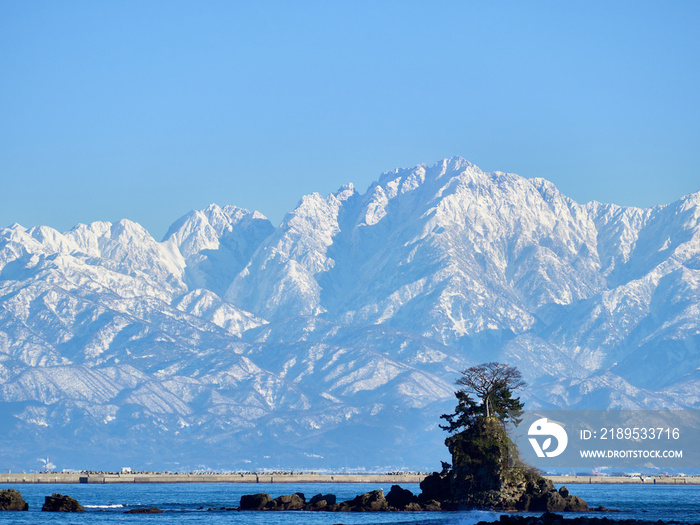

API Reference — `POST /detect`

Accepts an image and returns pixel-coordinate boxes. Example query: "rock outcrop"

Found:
[307,493,336,509]
[386,485,419,509]
[266,493,306,510]
[239,488,439,512]
[339,489,389,511]
[0,489,28,511]
[422,416,588,511]
[239,493,272,510]
[41,493,85,512]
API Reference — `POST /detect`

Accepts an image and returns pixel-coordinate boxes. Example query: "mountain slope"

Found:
[0,158,698,471]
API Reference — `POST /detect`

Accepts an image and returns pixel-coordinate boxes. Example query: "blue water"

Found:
[0,482,698,523]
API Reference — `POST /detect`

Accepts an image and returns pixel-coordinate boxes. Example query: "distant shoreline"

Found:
[546,475,699,485]
[0,472,424,484]
[0,472,698,485]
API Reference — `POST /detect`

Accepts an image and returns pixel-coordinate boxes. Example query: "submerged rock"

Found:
[41,493,84,512]
[0,489,28,511]
[125,507,163,514]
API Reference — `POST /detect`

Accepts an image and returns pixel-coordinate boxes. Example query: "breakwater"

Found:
[546,475,699,485]
[1,472,698,485]
[0,472,426,484]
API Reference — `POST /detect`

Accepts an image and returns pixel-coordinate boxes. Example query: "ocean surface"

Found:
[0,482,698,523]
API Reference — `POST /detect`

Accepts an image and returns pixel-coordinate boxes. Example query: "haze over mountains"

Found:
[1,157,698,471]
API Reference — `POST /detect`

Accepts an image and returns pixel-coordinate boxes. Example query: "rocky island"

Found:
[238,415,588,513]
[240,362,591,513]
[41,493,85,512]
[0,489,28,511]
[421,416,588,511]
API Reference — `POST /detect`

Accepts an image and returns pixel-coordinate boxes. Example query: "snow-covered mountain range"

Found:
[1,157,698,471]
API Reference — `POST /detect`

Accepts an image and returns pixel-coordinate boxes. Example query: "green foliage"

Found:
[489,384,524,426]
[440,362,525,435]
[439,391,482,433]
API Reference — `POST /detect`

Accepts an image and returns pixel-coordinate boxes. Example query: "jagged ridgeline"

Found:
[0,157,698,470]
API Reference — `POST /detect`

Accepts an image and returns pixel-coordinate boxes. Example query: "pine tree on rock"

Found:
[441,362,525,432]
[422,362,588,511]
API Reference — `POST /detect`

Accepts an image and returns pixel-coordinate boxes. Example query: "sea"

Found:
[0,482,698,524]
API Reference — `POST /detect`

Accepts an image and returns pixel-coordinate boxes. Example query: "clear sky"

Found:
[2,1,699,239]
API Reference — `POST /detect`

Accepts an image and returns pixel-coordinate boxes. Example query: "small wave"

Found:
[450,510,501,525]
[84,504,125,509]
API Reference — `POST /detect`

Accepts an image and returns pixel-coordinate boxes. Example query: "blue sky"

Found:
[2,1,699,238]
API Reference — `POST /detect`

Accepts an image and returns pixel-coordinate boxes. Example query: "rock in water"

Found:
[339,489,389,511]
[41,493,85,512]
[0,489,28,511]
[125,507,163,514]
[239,493,272,510]
[386,485,419,509]
[266,493,305,510]
[422,417,588,511]
[308,493,336,508]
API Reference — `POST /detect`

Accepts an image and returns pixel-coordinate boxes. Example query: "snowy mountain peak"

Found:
[377,156,476,187]
[163,204,274,297]
[109,218,155,241]
[163,204,260,252]
[336,182,355,196]
[529,176,567,203]
[1,157,698,471]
